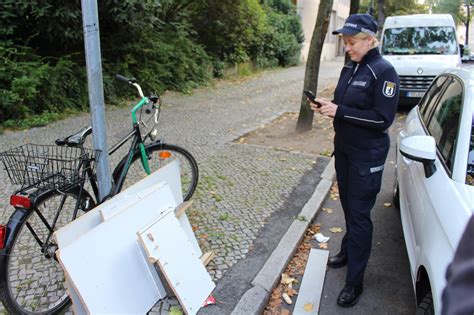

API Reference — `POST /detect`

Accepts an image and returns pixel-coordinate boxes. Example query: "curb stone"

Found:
[231,157,335,314]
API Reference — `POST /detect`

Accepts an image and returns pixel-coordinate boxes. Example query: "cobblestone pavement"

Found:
[0,58,343,314]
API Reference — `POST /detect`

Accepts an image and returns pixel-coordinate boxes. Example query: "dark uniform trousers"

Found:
[334,148,384,287]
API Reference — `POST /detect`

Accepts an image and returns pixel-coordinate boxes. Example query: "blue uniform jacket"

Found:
[333,48,400,162]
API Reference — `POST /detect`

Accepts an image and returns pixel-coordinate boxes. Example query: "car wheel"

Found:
[393,175,400,209]
[416,292,434,315]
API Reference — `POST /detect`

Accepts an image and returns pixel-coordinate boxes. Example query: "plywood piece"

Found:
[99,182,166,221]
[293,249,329,315]
[138,212,215,315]
[56,183,176,314]
[174,200,193,218]
[53,159,181,248]
[122,159,183,204]
[200,251,215,267]
[64,276,86,315]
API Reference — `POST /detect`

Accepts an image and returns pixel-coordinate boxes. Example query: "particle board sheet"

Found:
[54,183,163,249]
[56,183,176,314]
[138,211,215,315]
[293,249,329,315]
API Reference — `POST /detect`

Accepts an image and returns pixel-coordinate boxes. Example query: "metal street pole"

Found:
[81,0,112,201]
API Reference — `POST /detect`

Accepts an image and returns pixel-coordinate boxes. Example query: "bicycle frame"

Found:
[85,84,157,200]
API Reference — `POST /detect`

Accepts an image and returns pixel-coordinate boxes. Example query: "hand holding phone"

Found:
[304,90,321,108]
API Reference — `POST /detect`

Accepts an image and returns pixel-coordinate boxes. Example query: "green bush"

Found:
[0,43,87,122]
[0,0,303,127]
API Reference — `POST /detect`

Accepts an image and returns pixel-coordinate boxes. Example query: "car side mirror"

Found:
[400,135,437,178]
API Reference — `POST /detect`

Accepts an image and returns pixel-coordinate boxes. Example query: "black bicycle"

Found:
[0,75,198,314]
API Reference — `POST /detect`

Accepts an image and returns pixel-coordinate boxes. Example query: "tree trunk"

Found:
[377,0,385,36]
[296,0,334,132]
[344,0,361,64]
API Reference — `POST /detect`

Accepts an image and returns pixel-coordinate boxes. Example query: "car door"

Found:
[418,77,468,310]
[398,76,449,270]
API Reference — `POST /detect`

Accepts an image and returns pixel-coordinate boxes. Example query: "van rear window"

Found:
[382,26,457,55]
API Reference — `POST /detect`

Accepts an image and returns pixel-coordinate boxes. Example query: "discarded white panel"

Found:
[56,183,176,314]
[293,249,329,315]
[138,211,215,315]
[64,278,86,315]
[54,184,162,249]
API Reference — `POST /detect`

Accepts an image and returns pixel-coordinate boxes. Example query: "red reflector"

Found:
[0,225,5,249]
[10,195,31,209]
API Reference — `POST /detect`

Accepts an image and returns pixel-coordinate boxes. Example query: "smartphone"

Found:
[304,90,321,107]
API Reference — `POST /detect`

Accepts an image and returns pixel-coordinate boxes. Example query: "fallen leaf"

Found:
[384,202,392,207]
[282,293,292,305]
[280,273,296,285]
[280,157,288,161]
[318,242,328,249]
[304,303,314,312]
[285,287,298,297]
[322,207,333,214]
[329,227,343,233]
[281,309,291,315]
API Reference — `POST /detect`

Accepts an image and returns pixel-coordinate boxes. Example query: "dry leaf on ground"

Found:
[318,242,328,249]
[322,207,333,214]
[384,202,392,207]
[329,227,343,233]
[304,303,314,311]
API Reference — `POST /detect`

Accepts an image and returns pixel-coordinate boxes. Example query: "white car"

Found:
[393,67,474,314]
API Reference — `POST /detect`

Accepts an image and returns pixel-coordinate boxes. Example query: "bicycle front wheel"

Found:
[0,189,95,314]
[117,143,199,201]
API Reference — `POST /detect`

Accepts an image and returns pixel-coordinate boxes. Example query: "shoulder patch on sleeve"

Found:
[382,81,396,98]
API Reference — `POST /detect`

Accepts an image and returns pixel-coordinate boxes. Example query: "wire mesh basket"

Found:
[0,144,100,191]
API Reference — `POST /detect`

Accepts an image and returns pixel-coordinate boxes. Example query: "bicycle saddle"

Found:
[55,126,92,147]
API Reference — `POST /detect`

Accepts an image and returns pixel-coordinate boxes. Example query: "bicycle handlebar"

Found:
[115,73,145,99]
[115,74,135,84]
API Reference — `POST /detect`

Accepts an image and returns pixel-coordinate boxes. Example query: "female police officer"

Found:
[311,14,399,307]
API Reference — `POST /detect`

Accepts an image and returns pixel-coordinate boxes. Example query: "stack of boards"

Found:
[54,160,215,314]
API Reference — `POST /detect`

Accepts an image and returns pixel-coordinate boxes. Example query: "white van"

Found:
[380,14,461,105]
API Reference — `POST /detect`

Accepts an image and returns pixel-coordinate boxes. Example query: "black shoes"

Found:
[327,252,347,268]
[337,284,364,307]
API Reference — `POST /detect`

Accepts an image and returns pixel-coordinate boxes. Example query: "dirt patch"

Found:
[238,85,336,156]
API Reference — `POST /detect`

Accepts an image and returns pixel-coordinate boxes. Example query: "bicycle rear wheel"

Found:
[0,189,95,314]
[116,143,199,201]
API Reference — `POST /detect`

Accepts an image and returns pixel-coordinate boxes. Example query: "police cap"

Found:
[332,14,378,36]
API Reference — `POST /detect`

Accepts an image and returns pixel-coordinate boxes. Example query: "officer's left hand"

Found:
[315,98,337,118]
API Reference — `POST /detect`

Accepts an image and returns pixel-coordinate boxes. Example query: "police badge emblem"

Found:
[383,81,396,97]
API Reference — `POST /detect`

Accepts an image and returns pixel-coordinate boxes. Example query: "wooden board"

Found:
[53,160,181,248]
[56,183,176,314]
[138,211,215,315]
[293,249,329,315]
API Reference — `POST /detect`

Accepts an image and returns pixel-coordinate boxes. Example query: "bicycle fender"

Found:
[0,207,30,255]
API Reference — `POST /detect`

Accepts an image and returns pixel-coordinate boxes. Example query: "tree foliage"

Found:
[0,0,303,125]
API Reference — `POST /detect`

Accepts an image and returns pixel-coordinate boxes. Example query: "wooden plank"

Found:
[174,200,193,218]
[57,183,176,314]
[293,249,329,315]
[137,211,215,315]
[200,251,215,267]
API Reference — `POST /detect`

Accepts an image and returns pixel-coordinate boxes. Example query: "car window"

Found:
[467,117,474,186]
[419,76,449,124]
[426,78,462,172]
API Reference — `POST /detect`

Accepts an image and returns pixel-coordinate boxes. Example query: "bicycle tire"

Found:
[0,188,95,314]
[115,142,199,201]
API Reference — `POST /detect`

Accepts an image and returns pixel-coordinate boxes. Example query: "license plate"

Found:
[407,91,425,98]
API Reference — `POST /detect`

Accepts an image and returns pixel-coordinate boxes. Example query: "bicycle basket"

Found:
[0,144,100,191]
